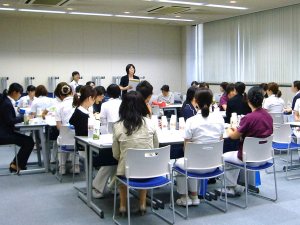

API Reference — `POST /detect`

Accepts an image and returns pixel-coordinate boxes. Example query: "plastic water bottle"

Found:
[24,112,29,125]
[230,113,238,128]
[93,120,100,140]
[170,115,177,130]
[88,118,95,138]
[161,116,168,131]
[178,117,185,131]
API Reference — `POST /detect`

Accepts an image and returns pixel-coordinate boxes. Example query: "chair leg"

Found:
[127,185,131,225]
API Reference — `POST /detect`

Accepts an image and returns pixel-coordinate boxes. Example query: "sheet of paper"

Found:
[128,79,140,92]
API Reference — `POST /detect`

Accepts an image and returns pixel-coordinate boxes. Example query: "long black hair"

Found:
[181,86,197,115]
[118,91,148,136]
[195,88,213,118]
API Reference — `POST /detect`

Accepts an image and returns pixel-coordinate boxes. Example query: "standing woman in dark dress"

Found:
[119,64,139,96]
[0,83,34,172]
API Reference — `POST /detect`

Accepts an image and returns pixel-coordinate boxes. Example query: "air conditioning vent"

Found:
[24,0,71,6]
[147,6,190,15]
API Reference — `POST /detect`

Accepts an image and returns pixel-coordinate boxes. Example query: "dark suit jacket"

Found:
[0,95,23,137]
[225,94,251,123]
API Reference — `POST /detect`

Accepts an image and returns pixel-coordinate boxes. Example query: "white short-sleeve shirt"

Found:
[294,98,300,112]
[157,92,174,104]
[100,98,122,124]
[55,96,74,126]
[30,96,55,113]
[184,112,225,143]
[17,95,35,108]
[263,94,285,113]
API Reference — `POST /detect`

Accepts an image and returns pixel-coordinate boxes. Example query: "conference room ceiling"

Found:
[1,0,300,25]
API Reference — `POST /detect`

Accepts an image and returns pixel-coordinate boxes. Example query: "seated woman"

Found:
[112,91,159,215]
[136,80,153,116]
[93,86,106,115]
[220,83,235,111]
[176,88,225,206]
[224,86,273,196]
[30,85,54,117]
[17,85,36,108]
[0,83,34,172]
[263,82,285,113]
[180,86,197,121]
[218,82,228,111]
[157,85,174,104]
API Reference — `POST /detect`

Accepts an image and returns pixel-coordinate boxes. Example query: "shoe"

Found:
[9,163,20,173]
[176,196,192,206]
[190,196,200,206]
[216,187,237,198]
[234,185,245,196]
[119,206,126,217]
[59,165,66,175]
[139,205,147,216]
[92,189,104,199]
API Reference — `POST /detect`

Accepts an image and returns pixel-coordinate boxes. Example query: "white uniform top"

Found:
[157,92,175,104]
[69,80,80,94]
[17,95,35,108]
[30,96,55,113]
[100,98,122,124]
[263,94,285,113]
[184,111,225,143]
[55,96,74,126]
[294,98,300,113]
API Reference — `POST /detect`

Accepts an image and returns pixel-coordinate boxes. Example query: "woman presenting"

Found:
[119,64,139,96]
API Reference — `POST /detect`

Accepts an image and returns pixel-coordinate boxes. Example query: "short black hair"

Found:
[220,82,228,91]
[86,81,95,86]
[75,85,83,93]
[72,71,80,77]
[95,86,106,96]
[293,81,300,90]
[136,80,153,100]
[248,86,264,108]
[161,85,169,92]
[191,81,198,86]
[107,84,121,98]
[126,64,136,74]
[8,83,23,95]
[26,85,36,92]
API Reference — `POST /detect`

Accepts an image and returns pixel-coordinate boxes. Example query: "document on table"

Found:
[128,79,140,92]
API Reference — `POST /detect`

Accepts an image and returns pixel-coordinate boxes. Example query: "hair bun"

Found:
[61,85,71,95]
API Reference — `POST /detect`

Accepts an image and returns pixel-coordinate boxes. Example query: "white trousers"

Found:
[223,151,265,187]
[93,166,117,194]
[175,158,216,195]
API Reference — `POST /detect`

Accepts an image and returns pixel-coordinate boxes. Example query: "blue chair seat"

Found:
[117,176,170,188]
[173,166,223,179]
[225,161,273,170]
[60,145,75,152]
[272,142,300,150]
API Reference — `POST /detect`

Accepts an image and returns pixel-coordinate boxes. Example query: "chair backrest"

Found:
[184,140,224,170]
[173,92,182,104]
[273,123,291,144]
[107,122,114,134]
[125,145,171,179]
[269,112,284,125]
[57,125,75,146]
[243,136,273,163]
[151,105,160,116]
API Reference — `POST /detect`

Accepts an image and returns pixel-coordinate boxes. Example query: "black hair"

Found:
[73,85,97,107]
[247,86,264,108]
[191,81,199,86]
[86,81,95,86]
[225,83,235,95]
[72,71,80,77]
[161,85,169,92]
[293,81,300,91]
[259,83,268,92]
[220,82,228,92]
[235,82,247,103]
[267,82,282,98]
[195,88,213,118]
[199,82,209,89]
[136,80,153,100]
[107,84,121,99]
[95,86,106,96]
[6,83,23,95]
[35,85,48,97]
[26,85,36,92]
[75,85,83,93]
[126,64,136,75]
[181,86,197,115]
[118,91,148,136]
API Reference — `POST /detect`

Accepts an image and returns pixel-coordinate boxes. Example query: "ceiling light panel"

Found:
[157,17,194,21]
[18,9,66,14]
[70,12,113,16]
[0,7,16,11]
[115,15,155,19]
[206,4,247,10]
[157,0,204,6]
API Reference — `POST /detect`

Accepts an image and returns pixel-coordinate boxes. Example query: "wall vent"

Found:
[24,0,71,6]
[147,6,190,15]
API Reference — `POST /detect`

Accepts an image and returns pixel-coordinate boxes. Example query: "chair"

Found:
[172,140,227,219]
[269,112,284,125]
[224,136,277,209]
[113,145,175,225]
[173,92,182,104]
[151,105,160,116]
[56,125,76,182]
[272,123,300,180]
[0,144,19,176]
[107,122,114,134]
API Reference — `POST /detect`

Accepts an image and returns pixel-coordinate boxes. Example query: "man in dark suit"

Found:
[0,83,34,172]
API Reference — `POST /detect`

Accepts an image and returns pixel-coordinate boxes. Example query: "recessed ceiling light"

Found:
[70,12,113,17]
[115,15,155,19]
[157,0,204,6]
[124,11,130,14]
[157,17,194,22]
[19,9,66,14]
[230,1,237,3]
[67,8,73,11]
[2,3,10,6]
[175,15,181,18]
[206,4,247,10]
[0,7,15,11]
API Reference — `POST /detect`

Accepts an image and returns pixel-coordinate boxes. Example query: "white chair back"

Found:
[273,123,291,144]
[269,112,284,125]
[125,145,170,179]
[151,105,160,116]
[184,140,224,170]
[243,136,273,163]
[57,125,75,147]
[107,122,114,134]
[173,92,182,103]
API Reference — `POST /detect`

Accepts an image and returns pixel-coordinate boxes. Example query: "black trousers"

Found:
[0,132,34,169]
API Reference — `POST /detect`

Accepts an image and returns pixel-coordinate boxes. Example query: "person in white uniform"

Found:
[92,84,121,198]
[157,85,174,104]
[263,82,285,113]
[17,85,36,108]
[30,85,54,117]
[175,88,225,206]
[69,71,81,94]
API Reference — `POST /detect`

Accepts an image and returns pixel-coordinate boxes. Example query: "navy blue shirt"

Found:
[181,102,197,121]
[292,92,300,110]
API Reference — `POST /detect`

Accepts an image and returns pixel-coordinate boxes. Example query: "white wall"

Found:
[0,15,183,94]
